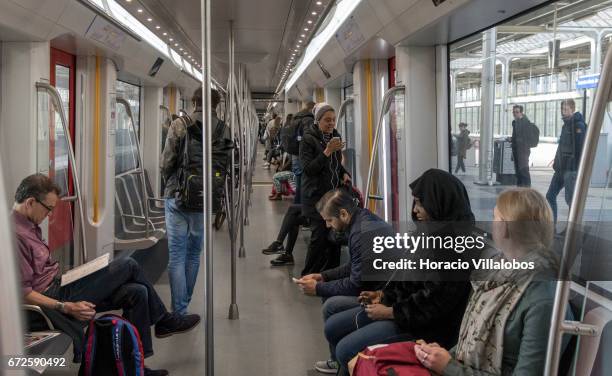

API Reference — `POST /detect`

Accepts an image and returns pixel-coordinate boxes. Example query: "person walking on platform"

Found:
[454,122,471,174]
[282,101,315,204]
[546,99,586,223]
[300,102,351,276]
[510,105,537,187]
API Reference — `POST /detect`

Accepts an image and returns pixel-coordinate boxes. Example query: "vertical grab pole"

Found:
[544,44,612,375]
[201,0,215,373]
[228,20,239,320]
[238,64,247,258]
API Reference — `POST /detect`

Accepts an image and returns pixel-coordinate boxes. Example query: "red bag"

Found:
[352,342,430,376]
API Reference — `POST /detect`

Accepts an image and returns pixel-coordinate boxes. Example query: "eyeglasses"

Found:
[35,198,55,213]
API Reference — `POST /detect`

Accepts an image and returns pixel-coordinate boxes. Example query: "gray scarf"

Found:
[454,250,556,374]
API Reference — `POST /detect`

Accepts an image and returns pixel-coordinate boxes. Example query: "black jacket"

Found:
[380,169,473,348]
[317,208,391,297]
[511,115,534,155]
[553,112,586,172]
[299,123,349,216]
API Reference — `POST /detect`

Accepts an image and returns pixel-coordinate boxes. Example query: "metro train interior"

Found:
[1,0,612,375]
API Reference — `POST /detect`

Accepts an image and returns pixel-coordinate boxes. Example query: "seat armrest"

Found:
[23,304,55,330]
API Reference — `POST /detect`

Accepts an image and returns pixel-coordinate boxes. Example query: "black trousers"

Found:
[46,257,167,358]
[513,148,531,187]
[276,204,306,255]
[301,211,341,276]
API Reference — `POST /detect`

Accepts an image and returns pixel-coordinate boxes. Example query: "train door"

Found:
[48,48,76,269]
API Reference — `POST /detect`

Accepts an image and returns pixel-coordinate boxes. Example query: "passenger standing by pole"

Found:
[283,101,315,204]
[510,105,535,187]
[545,98,586,223]
[161,88,228,315]
[300,103,351,275]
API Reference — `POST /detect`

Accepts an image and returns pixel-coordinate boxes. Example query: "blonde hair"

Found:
[496,188,554,250]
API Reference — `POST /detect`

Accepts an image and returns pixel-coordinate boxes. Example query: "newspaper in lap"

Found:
[60,253,110,287]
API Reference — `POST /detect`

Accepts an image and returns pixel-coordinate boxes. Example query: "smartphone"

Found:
[292,277,300,283]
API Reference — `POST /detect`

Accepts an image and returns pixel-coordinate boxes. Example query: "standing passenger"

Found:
[454,122,470,174]
[264,113,281,168]
[545,98,586,223]
[286,101,316,204]
[301,103,351,275]
[160,88,226,315]
[510,105,535,187]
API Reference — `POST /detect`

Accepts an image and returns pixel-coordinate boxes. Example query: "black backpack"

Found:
[176,116,229,212]
[78,314,144,376]
[281,115,308,155]
[525,121,540,148]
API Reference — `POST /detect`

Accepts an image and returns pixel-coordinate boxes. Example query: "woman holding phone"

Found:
[300,102,351,275]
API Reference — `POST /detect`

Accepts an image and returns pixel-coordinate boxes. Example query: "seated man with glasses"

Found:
[14,174,200,376]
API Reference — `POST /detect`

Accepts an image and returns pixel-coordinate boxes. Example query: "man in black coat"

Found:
[510,105,535,187]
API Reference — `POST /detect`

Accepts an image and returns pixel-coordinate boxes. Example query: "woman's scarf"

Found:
[454,250,556,374]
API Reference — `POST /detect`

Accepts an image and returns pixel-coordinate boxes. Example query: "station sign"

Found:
[576,74,600,90]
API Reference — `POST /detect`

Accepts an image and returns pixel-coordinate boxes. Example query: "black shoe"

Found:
[155,313,201,338]
[144,367,169,376]
[270,253,294,266]
[262,241,284,255]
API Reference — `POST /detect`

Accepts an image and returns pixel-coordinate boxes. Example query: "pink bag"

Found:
[352,342,431,376]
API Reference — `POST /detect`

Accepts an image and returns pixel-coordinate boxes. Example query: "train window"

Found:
[448,0,611,223]
[115,81,141,175]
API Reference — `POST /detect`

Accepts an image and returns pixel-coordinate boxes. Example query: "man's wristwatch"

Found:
[54,301,66,313]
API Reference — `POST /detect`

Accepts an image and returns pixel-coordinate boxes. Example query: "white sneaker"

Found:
[314,360,339,374]
[262,162,270,167]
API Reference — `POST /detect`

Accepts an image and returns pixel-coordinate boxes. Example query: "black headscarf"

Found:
[409,168,474,222]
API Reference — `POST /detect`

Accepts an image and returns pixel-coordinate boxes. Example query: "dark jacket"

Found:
[511,115,534,155]
[300,123,349,216]
[316,208,391,297]
[456,129,471,158]
[292,108,314,143]
[381,169,473,348]
[553,112,586,172]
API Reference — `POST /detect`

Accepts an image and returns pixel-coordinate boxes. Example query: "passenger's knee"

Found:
[123,284,148,307]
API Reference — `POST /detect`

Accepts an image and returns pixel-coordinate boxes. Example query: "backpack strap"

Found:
[111,319,126,376]
[82,320,97,376]
[122,320,145,376]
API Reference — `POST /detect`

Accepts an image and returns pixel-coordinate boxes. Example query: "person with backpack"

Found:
[546,98,586,223]
[509,105,539,187]
[263,113,281,168]
[283,101,316,204]
[13,174,200,376]
[161,87,230,315]
[454,123,471,174]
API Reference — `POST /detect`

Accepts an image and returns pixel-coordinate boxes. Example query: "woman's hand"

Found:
[414,343,451,375]
[364,303,393,320]
[324,137,343,156]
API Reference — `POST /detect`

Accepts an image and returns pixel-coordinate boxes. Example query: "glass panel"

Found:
[36,88,74,272]
[116,81,141,138]
[115,100,139,175]
[339,100,356,180]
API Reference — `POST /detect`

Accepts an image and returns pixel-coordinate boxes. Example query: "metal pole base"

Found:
[228,303,239,320]
[244,216,249,226]
[239,245,246,258]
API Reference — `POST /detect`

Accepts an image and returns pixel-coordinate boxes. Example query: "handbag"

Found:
[350,342,431,376]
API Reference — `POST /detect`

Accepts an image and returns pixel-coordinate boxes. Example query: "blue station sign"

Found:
[576,74,600,90]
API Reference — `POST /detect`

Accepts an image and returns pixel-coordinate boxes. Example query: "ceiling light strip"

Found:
[284,0,362,92]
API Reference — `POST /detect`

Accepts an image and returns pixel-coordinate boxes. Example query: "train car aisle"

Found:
[148,148,328,375]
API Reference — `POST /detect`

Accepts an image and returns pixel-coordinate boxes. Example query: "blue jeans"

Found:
[546,170,577,223]
[292,155,302,204]
[165,198,204,314]
[322,296,360,321]
[325,306,413,372]
[46,257,167,358]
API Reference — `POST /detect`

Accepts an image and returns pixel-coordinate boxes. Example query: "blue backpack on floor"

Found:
[78,314,145,376]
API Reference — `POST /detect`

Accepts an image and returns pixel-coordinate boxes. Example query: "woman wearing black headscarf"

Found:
[318,169,472,375]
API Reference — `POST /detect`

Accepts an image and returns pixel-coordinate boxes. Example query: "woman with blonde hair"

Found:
[414,188,571,375]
